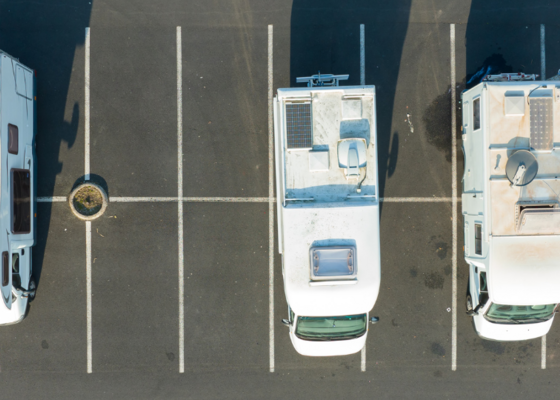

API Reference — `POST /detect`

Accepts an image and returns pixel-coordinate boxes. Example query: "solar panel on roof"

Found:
[529,97,553,151]
[285,103,312,149]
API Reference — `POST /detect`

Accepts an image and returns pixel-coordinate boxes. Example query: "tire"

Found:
[28,279,36,303]
[466,294,473,312]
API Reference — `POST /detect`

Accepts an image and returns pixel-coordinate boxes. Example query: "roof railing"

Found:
[296,71,349,87]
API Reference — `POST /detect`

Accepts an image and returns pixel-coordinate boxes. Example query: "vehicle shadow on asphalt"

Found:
[0,2,93,287]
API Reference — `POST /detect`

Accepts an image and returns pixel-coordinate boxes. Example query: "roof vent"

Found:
[308,150,329,172]
[517,208,560,234]
[514,201,558,228]
[504,91,525,116]
[341,99,362,120]
[309,246,357,281]
[337,138,367,180]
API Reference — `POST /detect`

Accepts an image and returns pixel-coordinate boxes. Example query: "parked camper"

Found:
[274,74,380,356]
[0,51,37,325]
[462,73,560,341]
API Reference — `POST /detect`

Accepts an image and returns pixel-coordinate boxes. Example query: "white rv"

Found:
[0,51,37,325]
[274,74,380,356]
[462,73,560,341]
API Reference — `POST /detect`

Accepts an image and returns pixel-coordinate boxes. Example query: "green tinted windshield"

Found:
[485,303,556,324]
[295,314,367,341]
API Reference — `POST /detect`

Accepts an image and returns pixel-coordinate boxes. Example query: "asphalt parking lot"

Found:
[2,0,560,398]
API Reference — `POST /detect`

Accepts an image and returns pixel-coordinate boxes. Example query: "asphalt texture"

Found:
[1,0,560,398]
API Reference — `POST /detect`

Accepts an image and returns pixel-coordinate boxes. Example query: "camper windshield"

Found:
[484,303,556,324]
[295,314,367,341]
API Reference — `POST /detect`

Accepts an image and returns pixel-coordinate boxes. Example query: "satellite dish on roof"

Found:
[505,150,538,186]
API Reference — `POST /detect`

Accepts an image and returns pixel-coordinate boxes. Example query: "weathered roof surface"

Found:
[486,83,560,236]
[277,86,377,202]
[489,235,560,305]
[282,201,380,316]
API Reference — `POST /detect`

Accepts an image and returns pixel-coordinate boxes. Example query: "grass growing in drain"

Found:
[73,186,103,216]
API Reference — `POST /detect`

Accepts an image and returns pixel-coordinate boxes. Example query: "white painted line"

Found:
[37,196,67,202]
[450,23,458,372]
[361,344,366,372]
[85,27,91,181]
[109,197,181,202]
[177,26,185,375]
[542,335,547,369]
[85,26,93,375]
[268,24,275,374]
[541,24,546,80]
[360,24,366,372]
[360,24,365,86]
[108,197,273,203]
[86,220,92,373]
[185,197,270,203]
[380,197,454,202]
[38,196,456,204]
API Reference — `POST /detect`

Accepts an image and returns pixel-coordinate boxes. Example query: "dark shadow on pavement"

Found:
[0,2,93,287]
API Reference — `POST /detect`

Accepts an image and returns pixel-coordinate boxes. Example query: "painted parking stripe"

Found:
[360,24,365,86]
[542,335,546,369]
[177,26,185,374]
[360,23,366,372]
[541,24,546,80]
[37,196,458,203]
[85,27,91,181]
[268,24,275,374]
[361,345,366,372]
[450,23,458,372]
[84,27,93,374]
[86,220,92,374]
[37,196,67,202]
[541,24,547,371]
[110,197,273,203]
[380,197,455,203]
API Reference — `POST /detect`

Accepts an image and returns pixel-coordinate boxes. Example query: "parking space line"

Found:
[361,345,366,372]
[360,24,365,86]
[268,24,275,374]
[542,335,546,369]
[380,197,455,202]
[541,24,546,79]
[109,197,274,202]
[37,196,458,203]
[360,23,366,372]
[540,25,547,370]
[450,23,458,372]
[37,196,67,202]
[86,220,92,374]
[84,27,93,374]
[85,27,91,181]
[177,26,185,374]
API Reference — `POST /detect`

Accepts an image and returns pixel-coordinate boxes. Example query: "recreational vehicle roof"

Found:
[274,85,380,316]
[473,82,560,237]
[275,86,377,203]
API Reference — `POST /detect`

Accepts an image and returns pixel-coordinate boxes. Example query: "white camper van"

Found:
[274,74,380,356]
[0,51,37,325]
[462,73,560,341]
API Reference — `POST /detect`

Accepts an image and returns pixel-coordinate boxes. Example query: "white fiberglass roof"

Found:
[276,86,377,202]
[484,82,560,236]
[282,202,380,316]
[489,235,560,305]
